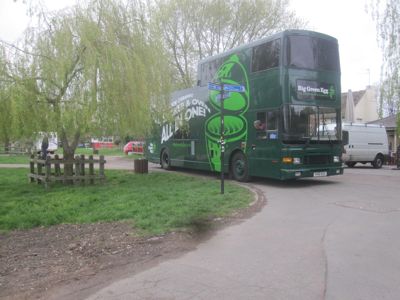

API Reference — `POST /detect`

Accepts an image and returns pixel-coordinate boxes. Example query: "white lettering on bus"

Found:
[298,85,328,95]
[161,96,211,143]
[184,106,207,121]
[161,124,173,143]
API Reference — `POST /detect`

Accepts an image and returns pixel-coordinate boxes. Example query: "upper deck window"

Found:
[286,36,340,72]
[199,58,223,86]
[252,39,281,72]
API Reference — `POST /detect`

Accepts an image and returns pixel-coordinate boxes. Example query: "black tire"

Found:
[231,152,250,182]
[161,149,171,170]
[346,162,356,168]
[372,155,384,169]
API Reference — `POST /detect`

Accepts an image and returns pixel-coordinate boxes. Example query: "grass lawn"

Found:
[0,148,135,164]
[0,155,30,164]
[56,147,126,156]
[0,168,252,234]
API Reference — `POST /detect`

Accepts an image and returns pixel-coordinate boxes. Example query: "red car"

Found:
[123,141,144,155]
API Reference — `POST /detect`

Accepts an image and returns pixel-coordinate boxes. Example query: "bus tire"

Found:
[372,154,384,169]
[231,152,250,182]
[161,149,171,170]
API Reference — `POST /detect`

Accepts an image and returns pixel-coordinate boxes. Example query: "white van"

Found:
[342,123,388,168]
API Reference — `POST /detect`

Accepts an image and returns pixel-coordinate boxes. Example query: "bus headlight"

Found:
[293,157,301,164]
[333,156,340,163]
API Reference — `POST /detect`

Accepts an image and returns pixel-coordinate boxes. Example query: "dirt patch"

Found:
[0,185,265,300]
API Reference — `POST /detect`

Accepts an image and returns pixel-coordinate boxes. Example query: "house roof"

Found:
[341,90,366,112]
[368,114,398,129]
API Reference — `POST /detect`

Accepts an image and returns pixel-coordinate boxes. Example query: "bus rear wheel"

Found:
[231,152,250,182]
[161,149,171,170]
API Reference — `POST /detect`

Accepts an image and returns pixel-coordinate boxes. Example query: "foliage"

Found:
[0,0,174,161]
[1,0,307,157]
[0,168,251,234]
[151,0,307,88]
[370,0,400,127]
[0,46,16,151]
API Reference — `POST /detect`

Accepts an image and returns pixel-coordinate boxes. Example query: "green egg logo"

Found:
[205,54,250,172]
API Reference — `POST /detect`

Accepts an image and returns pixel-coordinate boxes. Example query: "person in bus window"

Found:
[254,120,266,131]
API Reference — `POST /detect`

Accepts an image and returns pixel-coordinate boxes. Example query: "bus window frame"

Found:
[254,110,280,140]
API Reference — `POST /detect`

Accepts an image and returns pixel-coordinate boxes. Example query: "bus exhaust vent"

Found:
[304,155,331,165]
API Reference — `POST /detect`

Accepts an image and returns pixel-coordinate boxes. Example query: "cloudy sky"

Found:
[0,0,382,92]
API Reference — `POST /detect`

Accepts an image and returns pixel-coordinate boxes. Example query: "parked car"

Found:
[123,141,144,155]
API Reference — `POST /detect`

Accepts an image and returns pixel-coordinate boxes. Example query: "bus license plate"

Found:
[313,171,327,177]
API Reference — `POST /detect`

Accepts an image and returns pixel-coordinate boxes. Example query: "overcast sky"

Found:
[0,0,382,92]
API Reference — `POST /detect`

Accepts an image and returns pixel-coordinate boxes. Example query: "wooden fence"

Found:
[28,154,106,188]
[0,147,30,155]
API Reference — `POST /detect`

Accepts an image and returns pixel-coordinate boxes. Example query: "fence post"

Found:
[89,155,94,185]
[99,155,105,182]
[29,154,35,183]
[80,154,85,184]
[45,156,51,189]
[75,155,81,185]
[37,154,42,185]
[54,155,61,177]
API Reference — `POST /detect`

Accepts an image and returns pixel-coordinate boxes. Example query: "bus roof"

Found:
[198,29,338,66]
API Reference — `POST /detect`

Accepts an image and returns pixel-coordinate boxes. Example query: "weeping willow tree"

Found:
[3,0,173,170]
[370,0,400,122]
[0,46,15,151]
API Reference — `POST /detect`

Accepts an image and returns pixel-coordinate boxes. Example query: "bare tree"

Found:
[152,0,307,88]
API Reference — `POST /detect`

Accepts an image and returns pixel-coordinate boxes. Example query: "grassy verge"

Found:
[0,155,30,164]
[0,148,135,164]
[0,168,252,234]
[55,147,125,156]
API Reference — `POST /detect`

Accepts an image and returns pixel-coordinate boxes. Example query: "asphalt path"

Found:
[81,162,400,300]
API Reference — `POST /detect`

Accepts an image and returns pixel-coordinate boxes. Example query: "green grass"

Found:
[55,147,125,156]
[0,148,134,164]
[0,155,30,164]
[0,168,252,234]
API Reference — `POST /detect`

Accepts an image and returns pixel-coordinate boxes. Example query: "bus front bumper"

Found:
[280,165,344,180]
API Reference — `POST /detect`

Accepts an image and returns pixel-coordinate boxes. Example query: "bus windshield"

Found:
[286,35,340,72]
[282,105,340,144]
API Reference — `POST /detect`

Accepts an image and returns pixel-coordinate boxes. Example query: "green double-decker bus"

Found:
[146,30,344,181]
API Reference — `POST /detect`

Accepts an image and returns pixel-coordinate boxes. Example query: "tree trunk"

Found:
[61,129,80,184]
[4,137,10,153]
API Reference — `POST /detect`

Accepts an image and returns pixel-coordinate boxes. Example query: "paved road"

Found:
[83,164,400,300]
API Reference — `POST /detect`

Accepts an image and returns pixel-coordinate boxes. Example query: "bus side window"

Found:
[252,39,281,73]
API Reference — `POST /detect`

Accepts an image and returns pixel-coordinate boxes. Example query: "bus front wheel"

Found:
[231,152,250,182]
[161,149,171,170]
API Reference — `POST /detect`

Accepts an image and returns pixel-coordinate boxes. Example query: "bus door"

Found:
[249,111,281,178]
